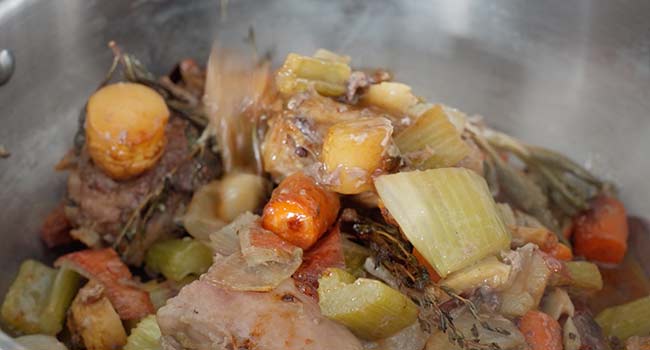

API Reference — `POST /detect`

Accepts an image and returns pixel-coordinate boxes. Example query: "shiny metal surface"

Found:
[0,49,14,86]
[0,0,649,340]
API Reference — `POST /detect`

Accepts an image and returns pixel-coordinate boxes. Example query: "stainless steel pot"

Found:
[1,0,649,345]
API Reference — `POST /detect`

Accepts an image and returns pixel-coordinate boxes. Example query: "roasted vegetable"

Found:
[550,260,603,291]
[317,268,418,340]
[519,310,563,350]
[441,256,511,293]
[596,295,650,340]
[262,172,340,249]
[321,117,395,194]
[85,82,169,180]
[360,82,418,115]
[276,53,351,96]
[375,168,511,277]
[145,238,213,282]
[395,105,470,169]
[124,315,162,350]
[68,282,128,350]
[182,180,226,241]
[1,260,56,334]
[55,248,154,320]
[573,195,629,264]
[499,244,551,316]
[39,268,81,335]
[541,287,575,320]
[1,260,79,335]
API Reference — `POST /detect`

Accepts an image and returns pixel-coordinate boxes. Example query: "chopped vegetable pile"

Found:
[1,43,647,350]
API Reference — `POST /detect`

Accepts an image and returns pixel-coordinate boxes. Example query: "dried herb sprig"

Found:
[346,213,501,349]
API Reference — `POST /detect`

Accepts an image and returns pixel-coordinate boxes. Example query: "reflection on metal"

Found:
[0,49,14,86]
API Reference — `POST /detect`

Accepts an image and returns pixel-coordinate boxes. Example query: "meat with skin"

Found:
[65,116,220,264]
[157,278,363,350]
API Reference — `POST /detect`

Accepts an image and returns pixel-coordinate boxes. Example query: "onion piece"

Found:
[208,212,256,256]
[183,181,225,242]
[204,250,302,292]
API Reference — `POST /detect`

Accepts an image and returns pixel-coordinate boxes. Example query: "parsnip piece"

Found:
[360,82,418,115]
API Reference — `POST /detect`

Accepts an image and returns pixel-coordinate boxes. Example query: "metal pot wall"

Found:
[0,0,649,344]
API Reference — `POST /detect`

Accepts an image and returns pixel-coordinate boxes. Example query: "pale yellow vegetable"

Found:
[318,268,418,340]
[375,168,511,277]
[541,288,575,320]
[565,261,603,291]
[321,117,395,194]
[361,82,418,115]
[276,53,351,96]
[442,256,511,293]
[124,315,162,350]
[499,245,551,316]
[86,82,169,180]
[596,295,650,340]
[313,49,351,63]
[14,335,68,350]
[563,317,582,350]
[68,282,127,350]
[184,174,268,241]
[395,105,470,169]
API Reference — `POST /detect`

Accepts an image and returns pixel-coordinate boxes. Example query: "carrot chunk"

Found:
[519,310,563,350]
[55,248,154,320]
[573,195,628,264]
[262,172,340,249]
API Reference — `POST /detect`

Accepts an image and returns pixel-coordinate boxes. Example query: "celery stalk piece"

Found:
[596,296,650,340]
[39,268,81,335]
[276,53,351,97]
[360,82,419,116]
[375,168,511,277]
[566,261,603,291]
[1,260,56,334]
[441,256,511,293]
[318,268,418,340]
[341,236,370,277]
[145,238,213,282]
[124,315,162,350]
[395,105,471,169]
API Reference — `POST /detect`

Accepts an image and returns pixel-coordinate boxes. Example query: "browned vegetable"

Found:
[68,282,127,350]
[262,172,340,249]
[85,82,170,180]
[55,248,154,320]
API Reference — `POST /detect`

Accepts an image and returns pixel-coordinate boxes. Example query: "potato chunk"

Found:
[86,82,169,180]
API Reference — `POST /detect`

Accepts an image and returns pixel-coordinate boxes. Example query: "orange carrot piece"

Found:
[262,172,340,249]
[519,310,563,350]
[547,243,573,261]
[293,225,346,298]
[55,248,154,320]
[414,249,441,283]
[573,195,628,264]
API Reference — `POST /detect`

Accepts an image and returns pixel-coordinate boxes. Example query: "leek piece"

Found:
[563,317,582,350]
[566,261,603,291]
[124,315,162,350]
[39,268,81,335]
[541,288,574,320]
[360,82,419,115]
[596,295,650,340]
[318,268,418,340]
[395,105,471,169]
[145,238,213,282]
[276,53,351,96]
[441,256,511,293]
[375,168,511,277]
[1,260,56,334]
